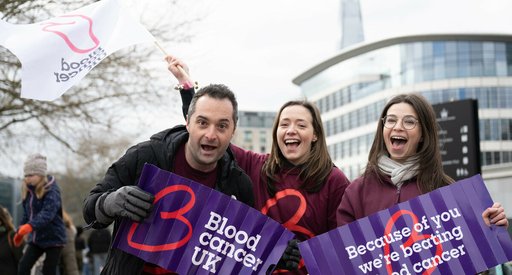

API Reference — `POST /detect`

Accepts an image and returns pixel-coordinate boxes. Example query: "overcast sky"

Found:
[4,0,512,178]
[145,0,512,115]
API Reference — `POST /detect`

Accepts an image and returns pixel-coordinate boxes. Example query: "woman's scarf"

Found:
[378,155,419,188]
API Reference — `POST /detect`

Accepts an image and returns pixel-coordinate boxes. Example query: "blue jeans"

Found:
[92,253,107,275]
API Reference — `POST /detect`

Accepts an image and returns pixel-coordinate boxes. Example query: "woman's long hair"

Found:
[21,176,49,200]
[262,100,333,196]
[365,93,454,193]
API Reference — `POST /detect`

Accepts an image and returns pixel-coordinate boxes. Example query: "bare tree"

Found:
[57,133,135,223]
[0,0,204,174]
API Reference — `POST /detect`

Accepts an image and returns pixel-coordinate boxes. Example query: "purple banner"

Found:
[113,163,294,274]
[299,175,512,275]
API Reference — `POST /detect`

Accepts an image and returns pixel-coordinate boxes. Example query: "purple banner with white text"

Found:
[113,163,294,274]
[299,174,512,275]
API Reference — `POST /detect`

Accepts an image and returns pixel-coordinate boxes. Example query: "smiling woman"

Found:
[169,55,351,274]
[276,105,318,166]
[222,100,351,275]
[336,93,508,229]
[382,103,423,164]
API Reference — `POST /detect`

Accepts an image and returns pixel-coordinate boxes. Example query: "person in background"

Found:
[168,55,351,275]
[336,93,508,227]
[82,82,254,274]
[15,153,67,275]
[74,225,86,274]
[87,228,111,275]
[0,206,23,274]
[60,210,79,275]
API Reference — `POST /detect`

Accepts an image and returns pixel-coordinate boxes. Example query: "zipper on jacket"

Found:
[395,185,401,204]
[28,189,36,243]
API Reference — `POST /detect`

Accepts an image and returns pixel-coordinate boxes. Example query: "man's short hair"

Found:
[187,84,238,127]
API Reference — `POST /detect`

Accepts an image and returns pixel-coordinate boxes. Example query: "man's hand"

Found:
[96,186,154,224]
[276,239,301,271]
[165,55,191,84]
[13,224,33,246]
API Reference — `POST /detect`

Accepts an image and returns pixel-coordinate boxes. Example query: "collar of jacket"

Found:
[149,125,238,191]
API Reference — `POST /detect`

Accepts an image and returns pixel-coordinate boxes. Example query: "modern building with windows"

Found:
[293,33,512,213]
[232,110,275,153]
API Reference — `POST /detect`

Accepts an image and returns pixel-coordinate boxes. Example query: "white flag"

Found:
[0,0,155,101]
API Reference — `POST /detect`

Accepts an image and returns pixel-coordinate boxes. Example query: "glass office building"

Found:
[293,34,512,211]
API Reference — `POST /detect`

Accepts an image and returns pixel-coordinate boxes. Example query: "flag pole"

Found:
[154,41,189,77]
[154,40,168,55]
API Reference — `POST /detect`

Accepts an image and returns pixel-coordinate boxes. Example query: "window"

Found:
[333,143,339,159]
[244,131,253,142]
[259,131,267,144]
[481,120,491,141]
[485,152,493,165]
[494,151,501,164]
[503,151,511,163]
[502,119,512,140]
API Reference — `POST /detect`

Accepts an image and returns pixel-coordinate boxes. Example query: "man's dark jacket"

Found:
[82,125,254,274]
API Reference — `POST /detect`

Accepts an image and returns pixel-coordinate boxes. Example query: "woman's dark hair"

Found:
[365,93,454,193]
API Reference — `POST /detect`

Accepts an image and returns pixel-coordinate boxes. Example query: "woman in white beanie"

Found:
[15,153,67,275]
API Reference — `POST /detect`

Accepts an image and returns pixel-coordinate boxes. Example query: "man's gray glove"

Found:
[95,186,154,224]
[275,239,301,271]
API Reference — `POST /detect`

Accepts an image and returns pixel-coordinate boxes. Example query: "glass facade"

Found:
[296,36,512,180]
[400,41,512,83]
[310,41,512,112]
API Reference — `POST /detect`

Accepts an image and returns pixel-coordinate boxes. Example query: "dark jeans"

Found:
[18,244,63,275]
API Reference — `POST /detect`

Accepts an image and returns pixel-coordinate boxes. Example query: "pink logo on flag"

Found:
[41,14,100,53]
[0,0,155,100]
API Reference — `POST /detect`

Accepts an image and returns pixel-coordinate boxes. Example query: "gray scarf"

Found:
[377,155,419,188]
